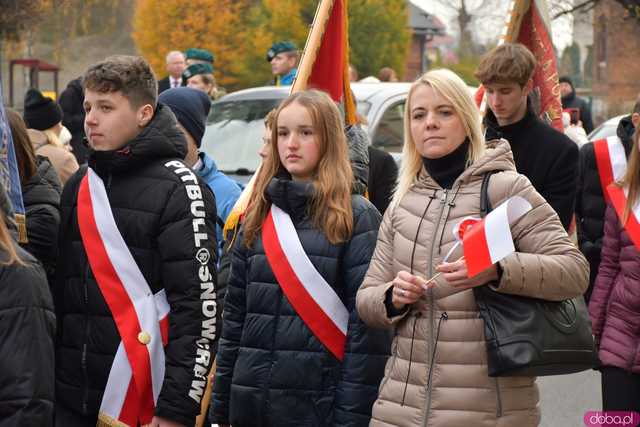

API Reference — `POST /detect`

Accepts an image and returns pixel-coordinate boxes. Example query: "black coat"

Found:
[55,104,220,426]
[211,177,391,427]
[0,244,55,426]
[561,89,594,134]
[367,146,398,215]
[58,78,88,164]
[484,104,579,230]
[576,116,636,300]
[21,156,61,282]
[157,77,171,94]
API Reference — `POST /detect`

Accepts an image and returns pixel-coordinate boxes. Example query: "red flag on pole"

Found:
[291,0,356,125]
[476,0,563,132]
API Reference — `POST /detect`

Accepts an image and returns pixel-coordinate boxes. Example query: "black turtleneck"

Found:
[422,140,469,189]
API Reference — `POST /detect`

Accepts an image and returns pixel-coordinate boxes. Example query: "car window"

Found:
[201,99,280,174]
[201,97,373,174]
[372,100,405,153]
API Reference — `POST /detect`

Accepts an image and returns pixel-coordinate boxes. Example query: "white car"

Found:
[588,114,623,142]
[200,83,412,182]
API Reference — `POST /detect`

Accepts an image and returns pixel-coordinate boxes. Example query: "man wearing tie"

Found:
[157,50,186,94]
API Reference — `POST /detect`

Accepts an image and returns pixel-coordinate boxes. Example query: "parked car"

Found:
[588,114,624,141]
[200,83,412,182]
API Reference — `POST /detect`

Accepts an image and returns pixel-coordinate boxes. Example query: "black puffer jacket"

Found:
[55,104,220,426]
[21,156,61,282]
[0,243,55,426]
[211,177,391,427]
[576,116,635,300]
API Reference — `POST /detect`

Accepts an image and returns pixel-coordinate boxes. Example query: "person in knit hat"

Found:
[22,89,78,185]
[158,87,240,248]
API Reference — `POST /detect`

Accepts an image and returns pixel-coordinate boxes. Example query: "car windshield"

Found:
[201,99,280,174]
[201,97,372,174]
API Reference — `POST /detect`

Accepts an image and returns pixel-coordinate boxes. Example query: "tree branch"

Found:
[552,0,599,20]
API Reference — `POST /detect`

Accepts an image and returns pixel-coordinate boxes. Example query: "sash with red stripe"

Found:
[607,183,640,251]
[594,137,627,201]
[261,204,349,360]
[77,168,169,426]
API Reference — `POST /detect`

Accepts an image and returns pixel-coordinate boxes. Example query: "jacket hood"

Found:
[88,103,187,175]
[23,156,62,207]
[417,139,517,189]
[617,115,636,151]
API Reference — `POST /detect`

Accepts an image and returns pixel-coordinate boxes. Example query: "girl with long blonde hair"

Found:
[211,89,391,426]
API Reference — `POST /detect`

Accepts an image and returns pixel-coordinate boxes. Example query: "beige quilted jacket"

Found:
[356,140,588,427]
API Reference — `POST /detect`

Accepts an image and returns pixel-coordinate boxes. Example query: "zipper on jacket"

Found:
[264,284,284,423]
[81,261,91,415]
[421,189,449,427]
[495,377,503,417]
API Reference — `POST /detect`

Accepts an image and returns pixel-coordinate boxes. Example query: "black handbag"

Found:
[473,172,597,377]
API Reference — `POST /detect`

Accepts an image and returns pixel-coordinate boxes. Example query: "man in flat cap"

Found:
[266,41,298,86]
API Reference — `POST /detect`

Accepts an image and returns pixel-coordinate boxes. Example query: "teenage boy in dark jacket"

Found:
[475,43,579,230]
[54,55,219,427]
[576,102,640,300]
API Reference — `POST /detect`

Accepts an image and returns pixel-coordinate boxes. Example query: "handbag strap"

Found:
[480,171,497,217]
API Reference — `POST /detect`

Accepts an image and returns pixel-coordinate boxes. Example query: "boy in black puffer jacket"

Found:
[54,55,220,427]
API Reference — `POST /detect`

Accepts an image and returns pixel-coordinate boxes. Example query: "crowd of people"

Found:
[0,38,638,427]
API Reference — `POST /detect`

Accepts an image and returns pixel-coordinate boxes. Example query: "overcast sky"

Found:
[411,0,574,53]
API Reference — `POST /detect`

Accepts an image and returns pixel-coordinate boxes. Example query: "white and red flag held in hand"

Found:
[459,196,532,278]
[593,136,627,201]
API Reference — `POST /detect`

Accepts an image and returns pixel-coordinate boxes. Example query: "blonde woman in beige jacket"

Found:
[356,69,589,427]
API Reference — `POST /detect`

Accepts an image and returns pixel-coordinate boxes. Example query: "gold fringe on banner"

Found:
[97,412,131,427]
[15,213,27,244]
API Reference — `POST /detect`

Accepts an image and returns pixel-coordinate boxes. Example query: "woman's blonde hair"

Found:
[392,68,486,208]
[620,128,640,223]
[242,90,354,248]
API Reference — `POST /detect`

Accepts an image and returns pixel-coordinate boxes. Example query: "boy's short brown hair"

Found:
[475,43,536,87]
[83,55,157,108]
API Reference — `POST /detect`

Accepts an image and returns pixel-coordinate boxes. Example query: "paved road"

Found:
[538,370,601,427]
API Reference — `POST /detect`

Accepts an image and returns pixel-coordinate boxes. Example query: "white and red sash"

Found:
[607,183,640,251]
[594,136,627,201]
[261,205,348,361]
[77,168,169,427]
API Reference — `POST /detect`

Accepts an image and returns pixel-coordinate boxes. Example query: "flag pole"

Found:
[291,0,336,95]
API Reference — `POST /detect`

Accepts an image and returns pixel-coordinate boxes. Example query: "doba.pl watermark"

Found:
[584,411,640,427]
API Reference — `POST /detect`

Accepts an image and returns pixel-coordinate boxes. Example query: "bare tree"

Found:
[551,0,640,20]
[433,0,505,56]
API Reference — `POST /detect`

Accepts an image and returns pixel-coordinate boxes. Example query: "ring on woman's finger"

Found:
[401,289,406,297]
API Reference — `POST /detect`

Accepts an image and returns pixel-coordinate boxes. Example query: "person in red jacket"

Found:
[589,126,640,413]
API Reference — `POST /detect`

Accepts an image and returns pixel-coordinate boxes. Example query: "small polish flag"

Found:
[462,196,533,277]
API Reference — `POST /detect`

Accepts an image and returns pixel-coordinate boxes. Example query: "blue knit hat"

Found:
[158,87,211,147]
